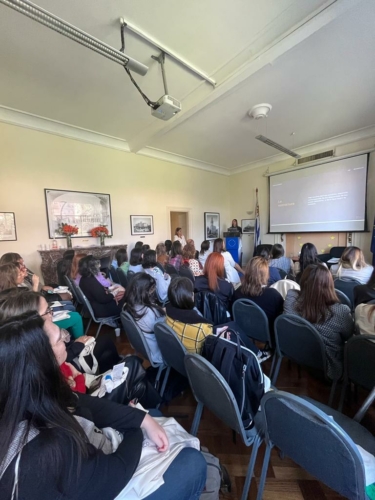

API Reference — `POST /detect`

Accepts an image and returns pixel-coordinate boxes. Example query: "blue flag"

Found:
[371,215,375,266]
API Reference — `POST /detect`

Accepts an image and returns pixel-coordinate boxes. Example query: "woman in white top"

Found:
[173,227,187,247]
[213,238,244,285]
[330,246,374,284]
[198,240,211,268]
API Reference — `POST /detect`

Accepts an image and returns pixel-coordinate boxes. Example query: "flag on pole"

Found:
[371,214,375,266]
[254,188,261,255]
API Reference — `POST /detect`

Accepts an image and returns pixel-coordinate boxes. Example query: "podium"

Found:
[223,231,241,265]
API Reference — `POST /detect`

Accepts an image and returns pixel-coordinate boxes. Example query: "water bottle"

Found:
[104,374,114,393]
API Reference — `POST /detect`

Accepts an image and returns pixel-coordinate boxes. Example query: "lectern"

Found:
[223,231,241,265]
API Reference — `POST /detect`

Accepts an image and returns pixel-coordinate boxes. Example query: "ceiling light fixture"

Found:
[248,103,272,120]
[256,135,301,159]
[0,0,148,75]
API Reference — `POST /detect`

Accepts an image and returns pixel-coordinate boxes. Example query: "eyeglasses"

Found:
[41,306,53,317]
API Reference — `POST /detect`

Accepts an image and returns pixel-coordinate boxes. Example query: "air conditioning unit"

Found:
[296,149,334,166]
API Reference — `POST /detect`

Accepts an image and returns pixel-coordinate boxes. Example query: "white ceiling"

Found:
[0,0,374,173]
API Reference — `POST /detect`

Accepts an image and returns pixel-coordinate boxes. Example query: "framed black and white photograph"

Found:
[45,189,112,238]
[242,219,255,234]
[0,212,17,241]
[130,215,154,235]
[205,212,220,240]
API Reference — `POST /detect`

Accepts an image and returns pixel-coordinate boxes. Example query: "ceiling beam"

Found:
[128,0,364,153]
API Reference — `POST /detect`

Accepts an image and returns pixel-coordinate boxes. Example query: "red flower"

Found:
[57,223,79,236]
[90,226,110,238]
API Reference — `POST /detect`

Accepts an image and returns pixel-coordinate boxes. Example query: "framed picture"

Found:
[130,215,154,235]
[242,219,255,234]
[0,212,17,241]
[45,189,112,238]
[205,212,220,240]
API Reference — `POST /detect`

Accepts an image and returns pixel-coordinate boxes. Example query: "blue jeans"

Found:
[144,448,207,500]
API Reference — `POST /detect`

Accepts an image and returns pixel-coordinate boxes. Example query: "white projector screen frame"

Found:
[268,153,369,233]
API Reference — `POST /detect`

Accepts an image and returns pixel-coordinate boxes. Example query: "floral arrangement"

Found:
[90,225,111,239]
[56,223,79,236]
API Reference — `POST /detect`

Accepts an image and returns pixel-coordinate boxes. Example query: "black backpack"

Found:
[203,330,264,428]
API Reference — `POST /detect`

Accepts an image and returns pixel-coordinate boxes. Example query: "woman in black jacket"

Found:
[79,255,125,317]
[0,313,206,500]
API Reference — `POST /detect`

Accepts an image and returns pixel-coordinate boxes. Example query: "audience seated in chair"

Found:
[142,250,171,302]
[116,247,129,274]
[354,268,375,307]
[0,313,206,500]
[70,252,88,285]
[183,242,203,277]
[284,264,354,379]
[194,252,233,310]
[164,239,172,256]
[198,240,211,269]
[79,256,125,318]
[355,302,375,337]
[296,242,324,283]
[213,238,244,285]
[169,240,184,271]
[128,247,143,274]
[330,246,374,284]
[124,273,166,364]
[155,242,169,270]
[57,249,75,286]
[269,244,294,275]
[234,257,284,330]
[259,248,281,285]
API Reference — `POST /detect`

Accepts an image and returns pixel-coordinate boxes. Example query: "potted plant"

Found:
[90,225,111,246]
[56,223,79,248]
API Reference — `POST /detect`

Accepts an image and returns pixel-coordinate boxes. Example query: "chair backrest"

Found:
[232,298,271,345]
[126,270,136,285]
[194,291,228,326]
[75,286,98,321]
[344,334,375,391]
[254,244,272,257]
[261,391,366,500]
[120,311,157,366]
[179,264,195,283]
[116,268,128,288]
[334,279,362,308]
[185,354,247,439]
[64,275,83,305]
[274,314,327,375]
[164,263,179,276]
[154,322,187,377]
[270,279,300,300]
[276,268,287,279]
[334,289,352,309]
[330,246,346,259]
[100,256,111,272]
[110,265,120,284]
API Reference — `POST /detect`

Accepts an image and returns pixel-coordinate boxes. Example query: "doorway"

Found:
[170,211,189,241]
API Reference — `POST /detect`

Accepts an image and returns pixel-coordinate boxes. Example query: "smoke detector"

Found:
[248,103,272,119]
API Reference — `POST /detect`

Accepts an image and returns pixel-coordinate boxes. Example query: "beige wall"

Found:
[229,137,375,265]
[0,122,230,277]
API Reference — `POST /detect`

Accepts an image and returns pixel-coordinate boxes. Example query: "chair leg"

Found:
[84,318,92,335]
[271,356,282,385]
[338,381,348,412]
[328,379,338,407]
[353,386,375,423]
[256,442,272,500]
[154,365,164,391]
[241,435,261,500]
[95,322,103,339]
[190,402,204,436]
[269,354,276,379]
[159,366,171,398]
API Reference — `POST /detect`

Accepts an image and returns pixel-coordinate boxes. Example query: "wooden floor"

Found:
[93,325,375,500]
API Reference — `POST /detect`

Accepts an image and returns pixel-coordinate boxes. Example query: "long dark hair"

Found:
[213,238,224,253]
[295,264,339,323]
[200,240,210,255]
[270,244,284,259]
[142,250,157,269]
[116,247,128,267]
[78,255,100,278]
[124,273,164,321]
[0,313,90,485]
[129,247,142,266]
[171,241,182,258]
[299,243,319,274]
[0,290,42,321]
[168,277,194,309]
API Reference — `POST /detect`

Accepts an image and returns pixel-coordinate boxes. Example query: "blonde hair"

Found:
[241,257,269,296]
[338,246,367,272]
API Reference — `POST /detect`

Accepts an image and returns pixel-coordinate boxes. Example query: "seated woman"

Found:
[233,257,284,329]
[79,256,125,318]
[355,302,375,337]
[70,252,88,285]
[116,247,130,274]
[169,241,184,271]
[173,227,187,247]
[296,243,323,283]
[330,246,374,284]
[354,268,375,307]
[164,239,172,256]
[259,248,281,285]
[0,313,206,500]
[183,242,203,277]
[0,289,120,373]
[57,249,75,286]
[124,273,166,363]
[142,250,171,302]
[166,277,214,354]
[269,244,294,275]
[213,238,244,285]
[198,240,211,268]
[284,264,354,380]
[194,252,233,310]
[128,247,143,274]
[156,242,169,270]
